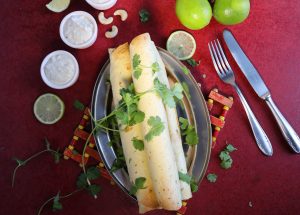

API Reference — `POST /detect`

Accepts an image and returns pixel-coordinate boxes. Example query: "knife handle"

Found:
[265,96,300,153]
[233,84,273,156]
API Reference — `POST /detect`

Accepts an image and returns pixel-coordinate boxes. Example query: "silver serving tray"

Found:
[91,47,211,200]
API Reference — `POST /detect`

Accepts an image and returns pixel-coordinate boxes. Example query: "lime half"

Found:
[34,93,65,124]
[46,0,70,13]
[166,31,196,60]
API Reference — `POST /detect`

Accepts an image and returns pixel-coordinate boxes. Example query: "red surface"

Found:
[1,1,300,215]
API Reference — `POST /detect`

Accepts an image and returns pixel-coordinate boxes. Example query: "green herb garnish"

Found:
[186,58,200,67]
[179,117,199,146]
[219,143,237,169]
[132,137,144,151]
[181,82,191,99]
[206,173,217,183]
[151,62,160,73]
[139,9,150,23]
[178,171,198,193]
[181,66,190,75]
[73,99,85,111]
[129,177,147,195]
[52,192,63,211]
[145,116,165,141]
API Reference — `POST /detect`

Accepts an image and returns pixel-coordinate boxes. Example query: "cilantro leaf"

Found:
[226,144,237,152]
[145,116,165,141]
[139,9,150,23]
[207,173,217,183]
[219,151,230,161]
[52,192,63,211]
[87,184,101,196]
[172,83,184,100]
[179,117,199,146]
[186,58,200,67]
[178,171,192,184]
[151,62,160,73]
[76,173,88,189]
[111,157,126,172]
[133,54,141,69]
[181,66,190,75]
[133,67,142,79]
[52,150,61,164]
[190,180,198,192]
[130,177,147,195]
[132,137,144,151]
[220,158,233,169]
[73,100,85,111]
[86,166,100,180]
[181,82,191,99]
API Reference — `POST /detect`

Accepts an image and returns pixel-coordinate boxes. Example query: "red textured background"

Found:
[1,0,300,215]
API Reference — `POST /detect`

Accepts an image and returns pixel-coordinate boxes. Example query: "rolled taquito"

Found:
[129,33,182,210]
[109,43,159,213]
[150,42,192,200]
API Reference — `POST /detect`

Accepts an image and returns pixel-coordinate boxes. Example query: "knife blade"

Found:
[223,29,300,153]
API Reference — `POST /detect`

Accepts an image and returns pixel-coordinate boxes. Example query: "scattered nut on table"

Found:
[105,25,118,38]
[98,12,113,25]
[113,9,128,21]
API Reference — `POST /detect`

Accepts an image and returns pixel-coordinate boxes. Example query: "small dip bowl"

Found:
[85,0,117,10]
[60,11,98,49]
[40,50,79,89]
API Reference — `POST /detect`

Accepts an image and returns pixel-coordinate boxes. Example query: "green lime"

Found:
[166,31,196,60]
[46,0,70,13]
[33,93,65,124]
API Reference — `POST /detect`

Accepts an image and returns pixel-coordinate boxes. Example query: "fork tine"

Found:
[209,41,225,77]
[216,39,232,71]
[213,40,228,73]
[208,42,223,78]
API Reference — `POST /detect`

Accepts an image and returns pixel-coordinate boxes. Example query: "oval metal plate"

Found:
[91,47,211,200]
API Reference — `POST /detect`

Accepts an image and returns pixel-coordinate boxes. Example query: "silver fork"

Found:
[208,39,273,156]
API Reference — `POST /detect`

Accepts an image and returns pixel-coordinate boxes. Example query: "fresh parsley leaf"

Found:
[181,82,191,99]
[145,116,165,141]
[73,100,85,111]
[179,117,199,146]
[52,192,63,211]
[86,166,100,180]
[190,180,198,192]
[132,137,144,151]
[181,66,190,75]
[151,62,160,73]
[186,58,200,67]
[178,171,192,184]
[226,144,237,152]
[130,177,147,195]
[207,173,217,183]
[139,9,150,23]
[87,184,101,196]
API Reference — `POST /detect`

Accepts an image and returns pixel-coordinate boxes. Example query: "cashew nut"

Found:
[113,9,128,21]
[105,25,118,38]
[98,12,113,25]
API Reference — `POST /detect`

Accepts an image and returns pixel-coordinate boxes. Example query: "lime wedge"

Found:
[166,31,196,60]
[33,93,65,124]
[46,0,70,13]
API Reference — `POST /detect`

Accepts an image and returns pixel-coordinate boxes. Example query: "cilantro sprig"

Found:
[132,54,160,79]
[186,58,200,67]
[219,144,237,169]
[207,173,217,183]
[154,78,183,108]
[132,137,144,151]
[145,116,165,141]
[178,171,199,192]
[139,9,150,23]
[179,117,199,146]
[129,177,147,195]
[11,138,61,187]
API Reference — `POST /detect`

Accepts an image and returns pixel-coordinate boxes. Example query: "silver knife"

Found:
[223,29,300,153]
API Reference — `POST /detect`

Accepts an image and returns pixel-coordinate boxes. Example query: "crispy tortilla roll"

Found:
[109,43,159,213]
[150,42,192,200]
[129,33,182,210]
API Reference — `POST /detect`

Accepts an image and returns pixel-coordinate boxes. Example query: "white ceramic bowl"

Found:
[60,11,98,49]
[85,0,117,10]
[40,50,79,89]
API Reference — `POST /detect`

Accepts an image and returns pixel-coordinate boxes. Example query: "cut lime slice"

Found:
[166,31,196,60]
[33,93,65,124]
[46,0,70,13]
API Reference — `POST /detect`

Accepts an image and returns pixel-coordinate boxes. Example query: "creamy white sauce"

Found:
[63,15,94,45]
[44,54,75,85]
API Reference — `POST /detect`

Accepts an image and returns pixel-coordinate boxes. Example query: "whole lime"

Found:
[213,0,250,25]
[176,0,212,30]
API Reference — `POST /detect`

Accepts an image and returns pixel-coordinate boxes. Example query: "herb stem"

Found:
[11,149,57,187]
[37,189,83,215]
